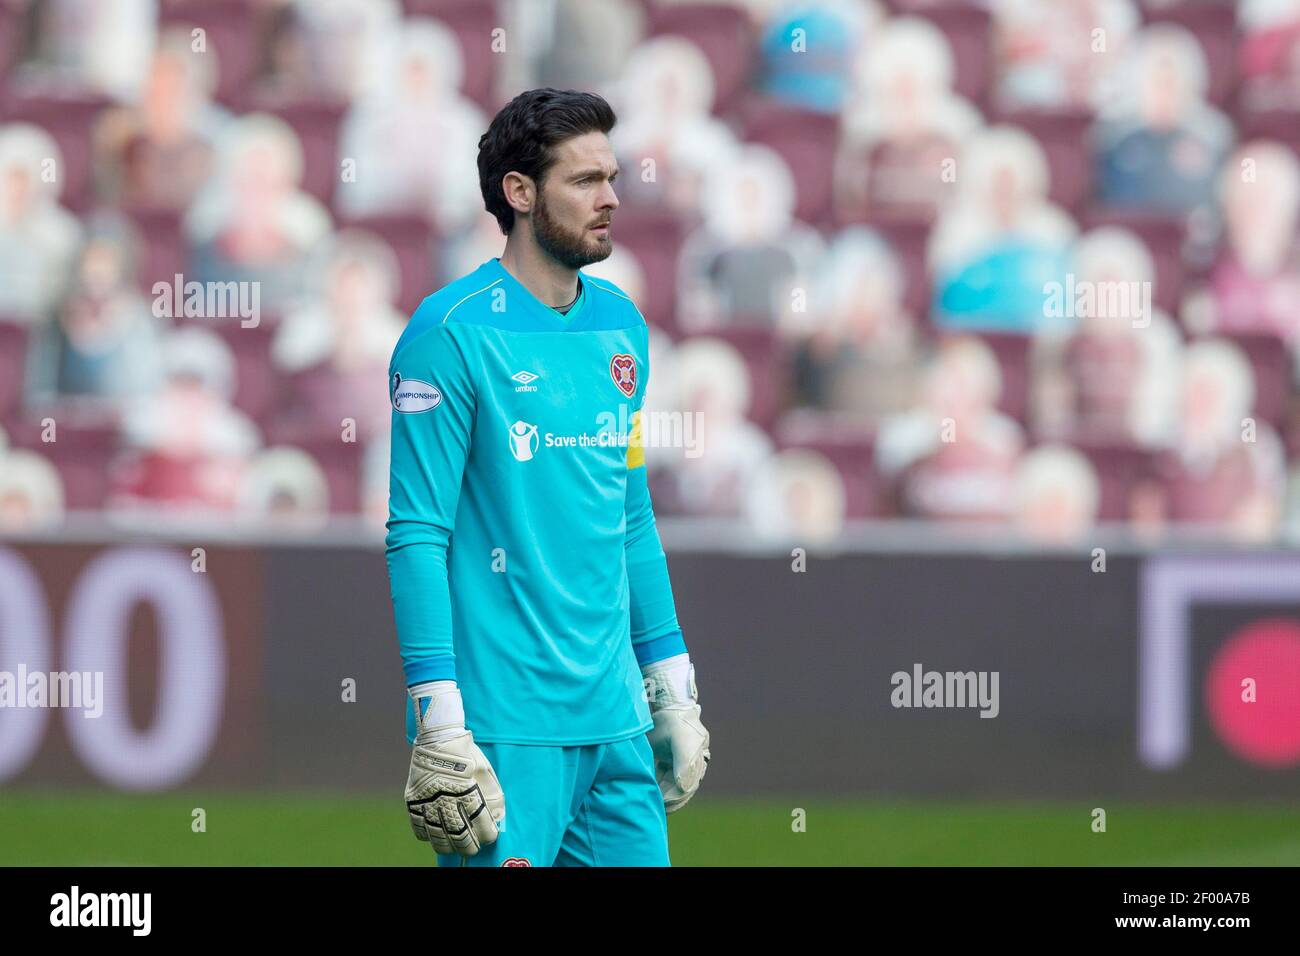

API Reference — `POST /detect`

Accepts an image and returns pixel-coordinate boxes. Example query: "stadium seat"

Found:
[0,94,111,213]
[604,205,685,334]
[703,324,785,431]
[741,103,841,227]
[252,98,348,207]
[647,2,756,116]
[5,416,120,510]
[1145,1,1238,108]
[333,213,437,315]
[1238,108,1300,156]
[956,330,1031,425]
[159,0,260,109]
[1285,404,1300,463]
[126,208,187,294]
[912,4,993,111]
[0,2,23,83]
[1080,207,1186,315]
[206,317,278,425]
[0,320,27,423]
[991,109,1094,216]
[401,0,501,111]
[774,413,881,518]
[854,213,932,324]
[1202,330,1291,431]
[1072,439,1158,522]
[261,423,363,513]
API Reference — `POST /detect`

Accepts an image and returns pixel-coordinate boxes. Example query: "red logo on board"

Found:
[610,354,636,397]
[1205,619,1300,767]
[502,857,532,867]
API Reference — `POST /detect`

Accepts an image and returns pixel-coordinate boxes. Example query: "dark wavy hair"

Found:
[477,88,617,235]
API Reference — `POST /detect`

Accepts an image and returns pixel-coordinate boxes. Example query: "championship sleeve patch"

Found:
[392,372,442,413]
[626,409,645,470]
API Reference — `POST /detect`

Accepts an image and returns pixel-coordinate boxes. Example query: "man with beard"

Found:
[386,88,709,867]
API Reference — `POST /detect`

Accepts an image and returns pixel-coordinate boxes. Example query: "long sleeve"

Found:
[385,319,477,686]
[624,408,688,666]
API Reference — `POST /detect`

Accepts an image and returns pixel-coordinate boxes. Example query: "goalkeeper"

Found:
[385,88,709,867]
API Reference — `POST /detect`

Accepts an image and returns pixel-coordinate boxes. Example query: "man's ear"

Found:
[502,170,535,217]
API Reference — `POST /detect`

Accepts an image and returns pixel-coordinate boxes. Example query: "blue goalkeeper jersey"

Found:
[387,256,687,745]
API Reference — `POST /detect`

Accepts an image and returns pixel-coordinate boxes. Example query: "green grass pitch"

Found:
[2,793,1298,866]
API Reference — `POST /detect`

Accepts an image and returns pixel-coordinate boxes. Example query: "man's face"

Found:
[530,131,619,269]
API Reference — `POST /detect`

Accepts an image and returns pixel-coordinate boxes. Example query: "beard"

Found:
[532,188,612,269]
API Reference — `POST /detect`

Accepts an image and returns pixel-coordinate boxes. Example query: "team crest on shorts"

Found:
[610,354,636,397]
[501,857,532,867]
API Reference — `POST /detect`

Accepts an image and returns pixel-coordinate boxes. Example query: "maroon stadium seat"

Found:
[992,110,1093,216]
[0,320,27,423]
[604,205,685,335]
[741,103,841,227]
[774,413,881,518]
[159,0,260,109]
[0,1,24,83]
[253,98,348,207]
[648,3,756,116]
[333,213,436,315]
[207,317,278,425]
[704,324,784,431]
[911,3,993,112]
[954,330,1031,425]
[402,0,501,112]
[1200,330,1291,431]
[1080,207,1185,315]
[0,94,111,213]
[261,423,363,513]
[126,208,187,294]
[1238,109,1300,156]
[1286,406,1300,464]
[856,213,932,325]
[1145,2,1238,108]
[1072,439,1158,522]
[5,416,120,510]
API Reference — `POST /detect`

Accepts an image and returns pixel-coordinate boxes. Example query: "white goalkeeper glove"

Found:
[642,654,710,813]
[405,680,505,857]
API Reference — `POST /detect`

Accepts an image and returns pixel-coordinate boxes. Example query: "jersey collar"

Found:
[487,257,590,330]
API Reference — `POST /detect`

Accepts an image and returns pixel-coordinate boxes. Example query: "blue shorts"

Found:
[434,734,670,868]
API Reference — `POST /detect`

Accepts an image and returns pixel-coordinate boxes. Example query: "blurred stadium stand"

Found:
[0,0,1298,550]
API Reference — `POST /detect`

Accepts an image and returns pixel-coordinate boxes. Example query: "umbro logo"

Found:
[512,370,539,392]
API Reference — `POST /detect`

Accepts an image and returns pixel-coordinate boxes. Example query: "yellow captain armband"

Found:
[626,409,646,470]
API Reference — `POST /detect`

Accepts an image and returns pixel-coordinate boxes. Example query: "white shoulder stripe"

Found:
[587,278,646,322]
[442,278,504,325]
[587,279,633,303]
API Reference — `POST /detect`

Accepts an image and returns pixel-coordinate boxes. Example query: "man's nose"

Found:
[599,179,619,210]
